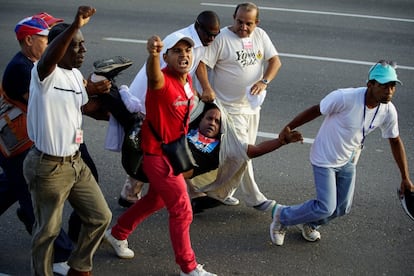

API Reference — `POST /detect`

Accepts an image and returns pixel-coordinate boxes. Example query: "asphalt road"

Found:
[0,1,413,275]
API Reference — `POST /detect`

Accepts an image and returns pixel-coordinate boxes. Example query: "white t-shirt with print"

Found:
[310,87,399,167]
[202,26,278,114]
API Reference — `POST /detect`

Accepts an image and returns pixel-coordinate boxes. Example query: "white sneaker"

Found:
[52,261,70,275]
[104,229,134,259]
[270,204,287,246]
[208,194,240,206]
[222,196,240,206]
[297,224,321,242]
[180,264,217,276]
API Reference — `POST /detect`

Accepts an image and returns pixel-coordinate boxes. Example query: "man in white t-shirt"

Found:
[196,2,282,211]
[270,60,414,246]
[23,6,112,275]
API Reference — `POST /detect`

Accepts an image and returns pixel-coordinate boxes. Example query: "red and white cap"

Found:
[14,16,49,40]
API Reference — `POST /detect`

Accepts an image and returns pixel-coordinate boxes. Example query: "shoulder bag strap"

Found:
[0,85,28,113]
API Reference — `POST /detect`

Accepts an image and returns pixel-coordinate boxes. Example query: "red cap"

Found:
[32,12,63,27]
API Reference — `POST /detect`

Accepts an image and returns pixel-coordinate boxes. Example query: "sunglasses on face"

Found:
[196,20,220,38]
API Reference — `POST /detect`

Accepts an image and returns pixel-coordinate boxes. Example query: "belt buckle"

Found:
[68,151,79,162]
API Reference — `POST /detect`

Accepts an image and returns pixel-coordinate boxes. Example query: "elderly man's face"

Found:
[199,108,221,138]
[232,7,258,38]
[26,34,48,61]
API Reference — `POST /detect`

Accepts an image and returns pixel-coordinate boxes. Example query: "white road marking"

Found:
[200,2,414,23]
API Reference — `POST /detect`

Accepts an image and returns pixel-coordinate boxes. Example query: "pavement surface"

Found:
[0,1,413,275]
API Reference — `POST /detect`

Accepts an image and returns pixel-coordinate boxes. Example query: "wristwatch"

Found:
[261,79,270,85]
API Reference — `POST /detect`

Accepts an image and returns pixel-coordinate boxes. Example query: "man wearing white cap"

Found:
[117,11,220,207]
[104,34,217,276]
[270,60,414,246]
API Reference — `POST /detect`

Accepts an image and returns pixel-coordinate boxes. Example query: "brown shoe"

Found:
[67,268,92,276]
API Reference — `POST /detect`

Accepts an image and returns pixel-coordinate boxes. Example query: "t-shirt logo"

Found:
[236,49,258,67]
[187,128,219,153]
[256,50,263,60]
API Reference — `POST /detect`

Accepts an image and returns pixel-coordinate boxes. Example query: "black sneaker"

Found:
[93,56,133,80]
[191,196,222,214]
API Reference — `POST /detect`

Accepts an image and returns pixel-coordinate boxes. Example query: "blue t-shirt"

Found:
[2,51,33,104]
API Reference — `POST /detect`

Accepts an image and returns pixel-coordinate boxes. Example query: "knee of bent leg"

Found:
[102,206,112,225]
[92,205,112,227]
[168,199,193,224]
[314,200,336,218]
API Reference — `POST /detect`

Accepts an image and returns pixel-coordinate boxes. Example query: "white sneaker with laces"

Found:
[52,261,70,275]
[180,264,217,276]
[104,229,134,259]
[298,224,321,242]
[270,204,287,246]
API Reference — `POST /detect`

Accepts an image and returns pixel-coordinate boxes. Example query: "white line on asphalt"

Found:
[200,2,414,23]
[102,37,147,44]
[279,53,414,70]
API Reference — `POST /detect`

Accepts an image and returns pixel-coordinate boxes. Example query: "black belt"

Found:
[34,147,80,162]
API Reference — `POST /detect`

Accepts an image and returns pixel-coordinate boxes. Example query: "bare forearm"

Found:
[195,62,211,91]
[247,130,303,158]
[263,55,282,83]
[285,104,321,130]
[247,138,284,159]
[146,35,164,90]
[38,24,79,79]
[146,54,162,88]
[389,137,410,180]
[38,6,95,80]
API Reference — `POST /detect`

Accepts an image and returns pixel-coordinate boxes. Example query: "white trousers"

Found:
[227,111,268,206]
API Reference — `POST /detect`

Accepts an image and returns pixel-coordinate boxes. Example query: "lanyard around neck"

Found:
[361,92,380,147]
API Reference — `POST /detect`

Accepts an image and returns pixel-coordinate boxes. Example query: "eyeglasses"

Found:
[368,60,397,76]
[196,20,220,38]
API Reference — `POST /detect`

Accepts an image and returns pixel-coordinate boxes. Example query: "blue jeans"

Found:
[280,161,356,228]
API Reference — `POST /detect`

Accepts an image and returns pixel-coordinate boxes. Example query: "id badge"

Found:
[242,38,253,49]
[351,145,362,164]
[75,129,84,144]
